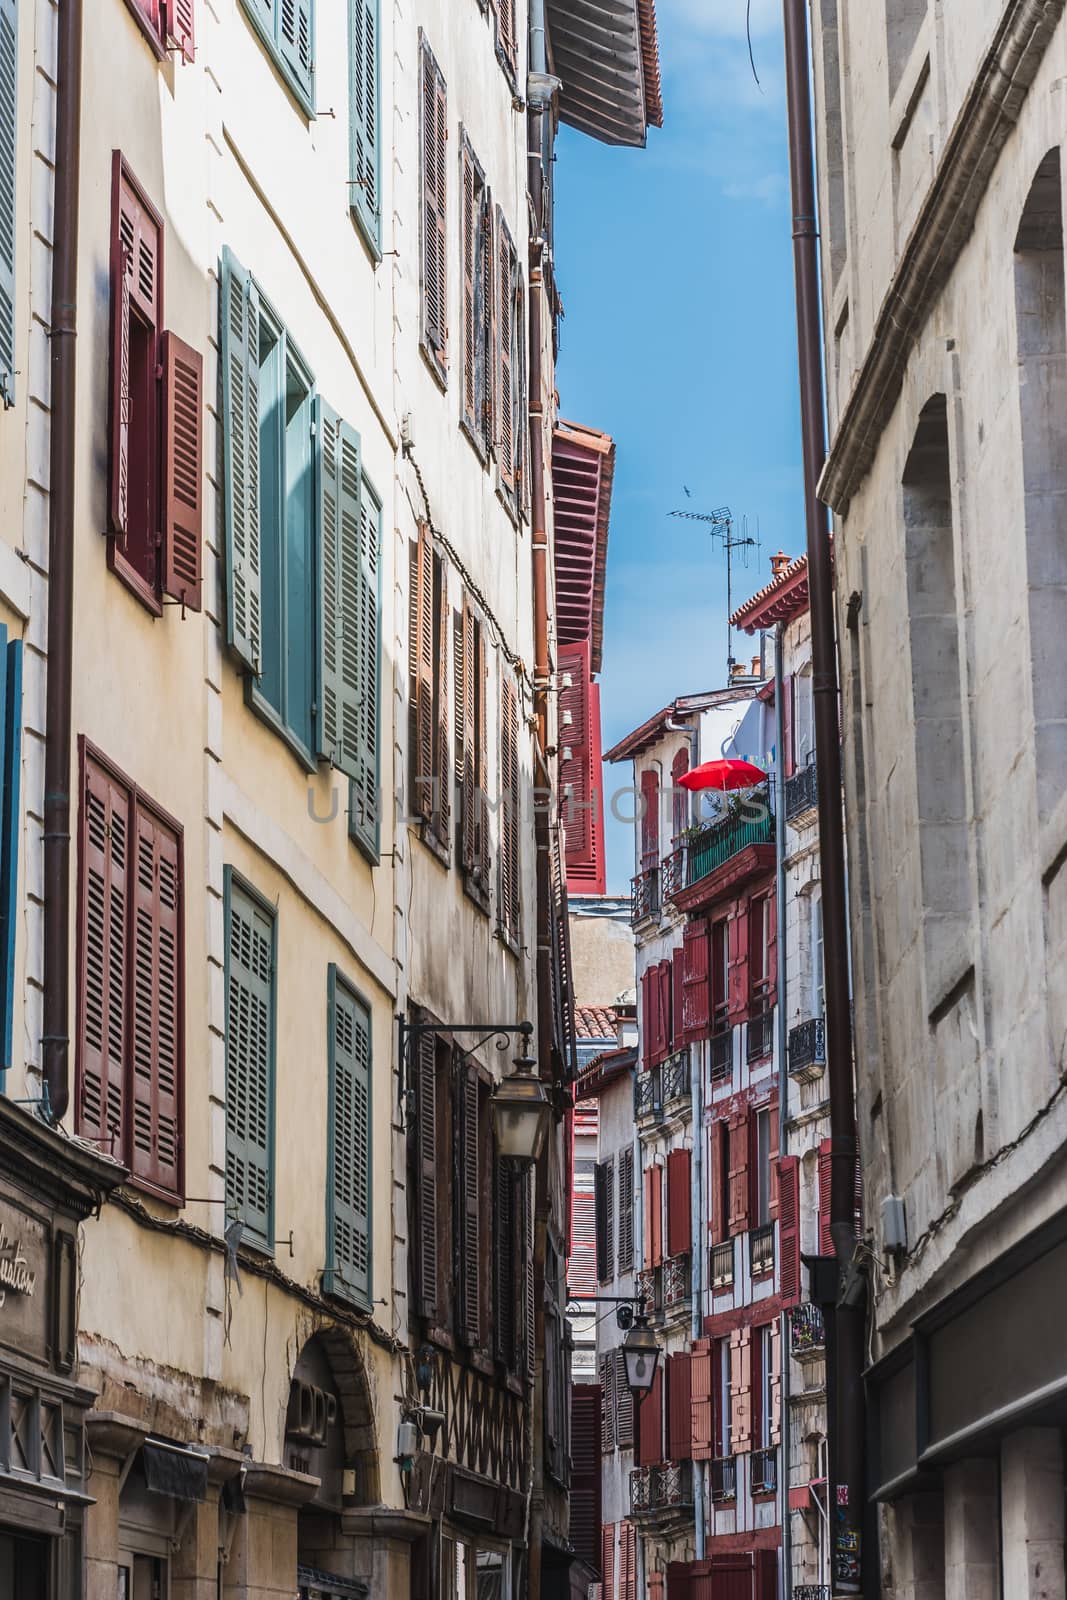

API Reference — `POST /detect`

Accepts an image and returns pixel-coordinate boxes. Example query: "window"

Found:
[639,769,660,871]
[495,207,524,504]
[748,894,772,1009]
[595,1156,615,1283]
[811,888,825,1016]
[324,967,371,1309]
[499,673,521,943]
[75,743,184,1202]
[455,596,491,898]
[0,627,21,1080]
[419,36,447,381]
[348,0,380,252]
[0,0,18,407]
[410,522,451,853]
[224,871,276,1249]
[753,1106,773,1228]
[711,918,729,1032]
[439,1538,513,1600]
[460,133,493,458]
[109,154,204,614]
[240,0,314,115]
[124,0,195,62]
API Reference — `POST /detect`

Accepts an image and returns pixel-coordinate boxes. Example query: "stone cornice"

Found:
[819,0,1065,513]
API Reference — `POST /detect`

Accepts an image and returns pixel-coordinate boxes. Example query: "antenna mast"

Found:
[670,506,761,678]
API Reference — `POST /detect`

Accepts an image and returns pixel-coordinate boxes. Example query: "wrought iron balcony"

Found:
[630,1461,694,1519]
[709,1026,732,1083]
[661,846,686,906]
[788,1016,826,1083]
[785,762,818,826]
[663,1253,691,1311]
[751,1445,777,1494]
[709,1239,734,1289]
[631,865,660,926]
[790,1302,826,1361]
[685,794,774,889]
[750,1223,775,1278]
[634,1065,661,1122]
[636,1267,661,1321]
[662,1046,691,1107]
[746,1007,774,1063]
[710,1455,736,1503]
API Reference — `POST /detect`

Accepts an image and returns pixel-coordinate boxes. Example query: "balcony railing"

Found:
[710,1455,736,1503]
[630,1461,695,1518]
[750,1223,775,1278]
[634,1066,661,1122]
[790,1302,826,1360]
[631,866,660,926]
[685,795,774,889]
[746,1007,774,1063]
[709,1239,734,1289]
[661,846,686,906]
[709,1026,732,1083]
[788,1016,826,1083]
[636,1267,661,1321]
[662,1046,691,1107]
[663,1253,691,1311]
[785,762,818,826]
[751,1445,777,1494]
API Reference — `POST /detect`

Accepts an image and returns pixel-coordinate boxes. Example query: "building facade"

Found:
[0,0,661,1595]
[808,0,1067,1592]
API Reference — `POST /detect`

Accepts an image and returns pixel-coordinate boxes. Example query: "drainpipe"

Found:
[690,1039,705,1561]
[774,626,791,1600]
[781,0,865,1592]
[43,0,83,1124]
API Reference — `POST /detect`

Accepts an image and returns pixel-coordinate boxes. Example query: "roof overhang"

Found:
[603,685,760,765]
[731,558,810,634]
[553,420,614,674]
[546,0,663,148]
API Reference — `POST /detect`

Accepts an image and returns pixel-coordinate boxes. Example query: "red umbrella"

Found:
[677,758,767,793]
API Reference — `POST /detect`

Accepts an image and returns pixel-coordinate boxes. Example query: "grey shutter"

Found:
[349,475,380,855]
[279,0,313,103]
[0,0,17,406]
[349,0,379,244]
[221,249,261,674]
[225,875,275,1249]
[324,967,371,1308]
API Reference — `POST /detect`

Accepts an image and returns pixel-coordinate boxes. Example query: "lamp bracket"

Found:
[397,1016,534,1110]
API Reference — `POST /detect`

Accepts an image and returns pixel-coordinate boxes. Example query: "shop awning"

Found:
[143,1439,210,1503]
[546,0,663,148]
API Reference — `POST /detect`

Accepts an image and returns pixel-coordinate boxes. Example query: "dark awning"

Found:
[143,1439,209,1503]
[546,0,663,148]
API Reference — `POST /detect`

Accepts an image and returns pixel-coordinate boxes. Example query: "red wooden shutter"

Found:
[76,756,130,1158]
[166,0,196,61]
[657,961,672,1062]
[710,1121,728,1245]
[727,1114,749,1235]
[649,1575,665,1600]
[765,891,778,1000]
[681,920,710,1041]
[636,1364,663,1467]
[458,1060,481,1345]
[414,1033,438,1317]
[569,1384,601,1571]
[130,800,183,1199]
[616,1348,635,1447]
[782,673,794,777]
[819,1136,833,1254]
[690,1339,712,1460]
[671,745,689,839]
[640,768,660,869]
[778,1155,801,1306]
[711,918,729,1030]
[640,966,655,1071]
[755,1549,778,1600]
[643,1164,653,1271]
[748,896,766,1007]
[727,909,748,1021]
[729,1327,751,1454]
[602,1523,616,1597]
[160,332,203,611]
[667,1352,692,1462]
[619,1523,637,1600]
[559,641,595,870]
[649,1162,663,1268]
[671,953,684,1053]
[666,1148,691,1258]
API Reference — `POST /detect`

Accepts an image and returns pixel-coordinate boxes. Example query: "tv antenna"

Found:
[670,505,760,677]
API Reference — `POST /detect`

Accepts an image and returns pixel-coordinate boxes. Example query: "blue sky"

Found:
[554,0,804,893]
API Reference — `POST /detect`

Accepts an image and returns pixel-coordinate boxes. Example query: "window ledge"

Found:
[460,412,490,468]
[420,339,448,392]
[108,543,163,618]
[463,870,491,916]
[123,0,167,59]
[245,680,317,774]
[495,922,521,958]
[414,819,452,869]
[350,204,383,265]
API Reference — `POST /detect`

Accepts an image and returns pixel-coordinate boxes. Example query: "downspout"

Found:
[781,1,865,1592]
[690,1039,704,1560]
[774,626,791,1600]
[43,0,83,1124]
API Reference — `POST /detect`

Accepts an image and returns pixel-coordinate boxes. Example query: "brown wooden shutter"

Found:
[755,1549,778,1600]
[460,138,478,435]
[409,526,434,820]
[570,1384,602,1570]
[167,0,196,61]
[619,1523,636,1600]
[76,756,130,1158]
[819,1136,833,1254]
[727,908,748,1022]
[636,1363,663,1467]
[419,38,447,371]
[666,1148,691,1258]
[496,0,518,76]
[729,1327,752,1454]
[667,1352,692,1462]
[617,1146,634,1274]
[481,195,495,456]
[109,156,162,560]
[640,966,655,1070]
[650,1162,663,1267]
[710,1120,729,1245]
[690,1338,712,1460]
[681,920,710,1041]
[457,599,476,869]
[640,769,659,869]
[160,331,203,611]
[476,621,490,887]
[414,1032,438,1318]
[728,1113,749,1236]
[434,559,451,842]
[520,1165,535,1382]
[778,1155,801,1306]
[615,1347,635,1447]
[497,210,518,490]
[129,800,182,1199]
[500,674,520,939]
[601,1524,616,1599]
[600,1350,616,1453]
[457,1057,481,1346]
[648,1575,664,1600]
[493,1155,517,1365]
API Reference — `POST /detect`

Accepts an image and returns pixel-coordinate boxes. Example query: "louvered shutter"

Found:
[819,1136,833,1254]
[500,674,520,939]
[317,402,373,802]
[855,1148,864,1239]
[710,1120,728,1245]
[76,758,130,1158]
[729,1327,752,1454]
[475,624,490,888]
[458,599,477,871]
[497,210,518,490]
[348,0,379,243]
[650,1162,663,1268]
[409,525,434,820]
[782,674,794,778]
[325,969,371,1308]
[616,1348,635,1447]
[460,139,478,435]
[728,1113,749,1235]
[434,563,451,843]
[768,1320,781,1445]
[778,1155,801,1306]
[0,0,17,406]
[559,642,593,863]
[667,1353,692,1462]
[0,636,21,1071]
[617,1146,634,1275]
[601,1525,616,1600]
[134,0,163,35]
[350,477,381,855]
[414,1031,438,1318]
[520,1163,535,1382]
[130,802,182,1198]
[496,0,517,77]
[599,1350,615,1453]
[604,1156,614,1280]
[681,920,710,1041]
[110,157,162,549]
[570,1384,601,1570]
[221,249,262,674]
[640,770,659,869]
[640,967,654,1070]
[493,1155,517,1365]
[690,1339,712,1460]
[166,0,195,61]
[419,38,446,368]
[636,1364,662,1468]
[457,1057,481,1345]
[224,878,274,1249]
[594,1160,608,1282]
[278,0,313,103]
[727,909,748,1021]
[480,194,495,457]
[569,1172,596,1298]
[769,1100,780,1218]
[619,1524,636,1600]
[160,332,203,611]
[666,1148,691,1259]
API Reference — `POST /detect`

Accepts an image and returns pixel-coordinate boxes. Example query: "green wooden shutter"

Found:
[325,966,371,1308]
[224,872,275,1250]
[0,0,16,407]
[349,474,380,858]
[348,0,379,248]
[221,249,261,675]
[279,0,313,104]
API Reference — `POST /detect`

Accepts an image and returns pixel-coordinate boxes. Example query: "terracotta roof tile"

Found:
[575,1004,617,1040]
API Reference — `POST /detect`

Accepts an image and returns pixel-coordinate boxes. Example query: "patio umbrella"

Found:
[677,758,767,793]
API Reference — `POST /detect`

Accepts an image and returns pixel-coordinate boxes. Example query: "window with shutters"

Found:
[493,1153,526,1372]
[595,1156,614,1283]
[671,747,689,839]
[455,596,491,905]
[0,0,17,407]
[239,0,314,115]
[639,769,660,870]
[752,1106,773,1228]
[348,0,380,253]
[0,628,21,1081]
[223,871,275,1248]
[749,893,774,1008]
[495,207,524,507]
[498,672,521,945]
[324,967,372,1310]
[492,0,519,86]
[108,154,203,616]
[409,525,451,857]
[711,919,729,1033]
[454,1052,490,1350]
[459,132,494,461]
[617,1146,634,1275]
[75,743,184,1204]
[419,35,447,382]
[124,0,195,62]
[570,1383,601,1571]
[569,1157,596,1298]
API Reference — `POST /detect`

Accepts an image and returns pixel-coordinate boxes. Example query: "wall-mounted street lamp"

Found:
[491,1039,550,1164]
[564,1292,663,1398]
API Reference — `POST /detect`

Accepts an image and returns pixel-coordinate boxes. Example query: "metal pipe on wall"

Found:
[774,625,791,1600]
[781,0,865,1590]
[691,1040,705,1561]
